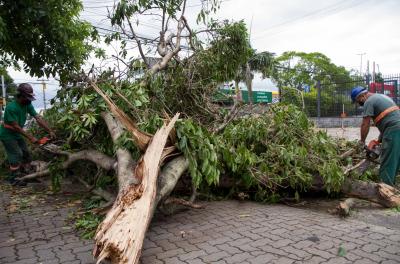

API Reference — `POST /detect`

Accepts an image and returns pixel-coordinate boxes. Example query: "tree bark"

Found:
[153,155,189,212]
[245,63,253,105]
[17,149,116,180]
[341,179,400,208]
[101,112,138,188]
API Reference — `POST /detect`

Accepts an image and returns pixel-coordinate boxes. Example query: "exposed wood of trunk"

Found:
[337,198,356,217]
[17,149,116,180]
[93,113,180,264]
[341,179,400,208]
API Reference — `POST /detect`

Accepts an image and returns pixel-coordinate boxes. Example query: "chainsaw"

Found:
[35,136,60,153]
[37,136,51,146]
[347,139,381,175]
[364,139,381,161]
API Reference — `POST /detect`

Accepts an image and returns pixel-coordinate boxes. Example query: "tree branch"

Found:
[123,16,150,68]
[181,16,196,51]
[149,16,185,75]
[213,103,242,133]
[17,149,117,181]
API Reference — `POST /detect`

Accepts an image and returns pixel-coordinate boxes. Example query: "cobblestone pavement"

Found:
[1,186,400,264]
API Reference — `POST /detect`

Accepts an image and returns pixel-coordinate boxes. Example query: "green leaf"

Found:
[338,245,346,257]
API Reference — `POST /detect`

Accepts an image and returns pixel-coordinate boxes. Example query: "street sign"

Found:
[241,91,272,103]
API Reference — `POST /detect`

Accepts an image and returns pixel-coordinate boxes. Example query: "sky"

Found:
[6,0,400,108]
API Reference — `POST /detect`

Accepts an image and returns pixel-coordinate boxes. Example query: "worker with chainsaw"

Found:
[352,86,400,186]
[0,83,56,186]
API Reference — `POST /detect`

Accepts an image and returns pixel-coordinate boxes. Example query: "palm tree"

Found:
[234,51,276,104]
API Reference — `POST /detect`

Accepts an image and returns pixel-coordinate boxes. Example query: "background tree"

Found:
[0,0,94,80]
[0,67,16,99]
[275,51,352,88]
[234,50,276,104]
[274,51,357,116]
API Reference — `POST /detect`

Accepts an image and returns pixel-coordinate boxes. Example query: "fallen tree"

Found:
[17,1,400,263]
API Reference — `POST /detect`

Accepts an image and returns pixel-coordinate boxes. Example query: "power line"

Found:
[187,0,233,8]
[253,0,365,39]
[84,6,113,9]
[81,9,162,30]
[82,0,233,10]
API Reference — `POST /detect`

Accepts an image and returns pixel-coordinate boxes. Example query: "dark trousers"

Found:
[1,138,31,178]
[379,129,400,186]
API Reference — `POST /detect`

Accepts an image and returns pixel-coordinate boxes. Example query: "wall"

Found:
[310,117,363,128]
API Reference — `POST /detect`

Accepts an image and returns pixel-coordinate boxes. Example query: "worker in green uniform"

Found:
[0,83,55,186]
[351,86,400,186]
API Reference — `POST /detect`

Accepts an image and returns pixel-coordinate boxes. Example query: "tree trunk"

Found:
[341,179,400,208]
[93,114,180,264]
[245,63,253,105]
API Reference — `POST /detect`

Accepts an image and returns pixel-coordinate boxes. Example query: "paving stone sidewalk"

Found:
[1,186,400,264]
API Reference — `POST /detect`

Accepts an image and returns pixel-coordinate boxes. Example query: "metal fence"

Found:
[281,74,400,120]
[279,74,400,127]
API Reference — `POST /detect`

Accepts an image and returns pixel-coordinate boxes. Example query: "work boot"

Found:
[8,178,27,187]
[23,178,41,183]
[6,170,27,187]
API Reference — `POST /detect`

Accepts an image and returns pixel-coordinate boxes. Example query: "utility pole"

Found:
[356,53,366,77]
[317,80,321,120]
[1,75,5,121]
[38,79,48,111]
[373,61,376,82]
[41,80,47,111]
[1,75,5,106]
[249,14,254,42]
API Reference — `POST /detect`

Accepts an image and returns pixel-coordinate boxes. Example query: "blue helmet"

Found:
[351,86,367,103]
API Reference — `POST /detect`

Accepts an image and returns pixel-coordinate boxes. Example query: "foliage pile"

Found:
[177,104,357,200]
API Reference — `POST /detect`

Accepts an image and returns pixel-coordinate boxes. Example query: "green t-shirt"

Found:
[363,93,400,135]
[0,101,37,140]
